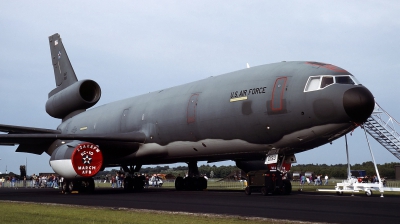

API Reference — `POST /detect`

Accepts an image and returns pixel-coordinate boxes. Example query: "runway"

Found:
[0,187,399,223]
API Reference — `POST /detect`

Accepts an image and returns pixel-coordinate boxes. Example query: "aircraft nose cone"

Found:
[343,87,375,123]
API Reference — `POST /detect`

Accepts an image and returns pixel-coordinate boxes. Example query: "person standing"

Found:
[324,174,329,185]
[111,176,116,188]
[120,174,124,188]
[11,176,16,189]
[116,173,120,188]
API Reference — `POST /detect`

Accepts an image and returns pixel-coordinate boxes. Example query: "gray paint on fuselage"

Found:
[55,61,357,165]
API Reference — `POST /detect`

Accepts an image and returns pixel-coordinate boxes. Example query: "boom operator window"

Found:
[304,75,360,92]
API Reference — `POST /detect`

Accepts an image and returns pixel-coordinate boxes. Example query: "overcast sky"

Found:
[1,1,400,175]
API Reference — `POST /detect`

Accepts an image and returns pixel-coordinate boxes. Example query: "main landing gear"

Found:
[175,161,207,191]
[122,164,145,192]
[62,178,95,194]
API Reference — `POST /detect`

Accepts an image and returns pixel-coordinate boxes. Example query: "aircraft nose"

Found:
[343,87,375,123]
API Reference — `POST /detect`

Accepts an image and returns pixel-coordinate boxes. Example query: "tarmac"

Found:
[0,187,399,223]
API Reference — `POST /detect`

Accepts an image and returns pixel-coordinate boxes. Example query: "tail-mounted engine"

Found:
[49,141,103,179]
[46,79,101,119]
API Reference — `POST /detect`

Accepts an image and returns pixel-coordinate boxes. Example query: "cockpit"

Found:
[304,75,360,92]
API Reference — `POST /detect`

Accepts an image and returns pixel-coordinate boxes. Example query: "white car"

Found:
[148,176,163,187]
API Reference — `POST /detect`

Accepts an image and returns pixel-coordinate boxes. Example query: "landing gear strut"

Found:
[122,164,145,192]
[175,161,207,191]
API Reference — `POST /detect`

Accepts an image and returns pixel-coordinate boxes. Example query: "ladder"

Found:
[363,103,400,160]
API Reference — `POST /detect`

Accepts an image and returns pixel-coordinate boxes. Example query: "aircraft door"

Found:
[268,77,288,114]
[187,94,199,123]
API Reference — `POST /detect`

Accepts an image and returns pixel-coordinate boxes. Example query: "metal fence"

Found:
[2,179,400,190]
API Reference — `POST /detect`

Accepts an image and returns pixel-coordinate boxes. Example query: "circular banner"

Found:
[71,142,103,177]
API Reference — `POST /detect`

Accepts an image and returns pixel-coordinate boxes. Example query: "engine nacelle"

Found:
[46,79,101,119]
[49,141,103,179]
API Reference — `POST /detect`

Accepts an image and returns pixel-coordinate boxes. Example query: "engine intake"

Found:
[50,141,103,179]
[46,80,101,119]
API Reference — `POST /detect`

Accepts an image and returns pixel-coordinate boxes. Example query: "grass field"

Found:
[0,201,299,224]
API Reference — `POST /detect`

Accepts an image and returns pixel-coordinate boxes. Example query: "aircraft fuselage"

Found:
[53,61,373,166]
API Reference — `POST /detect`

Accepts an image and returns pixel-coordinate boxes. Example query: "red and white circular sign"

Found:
[71,142,103,177]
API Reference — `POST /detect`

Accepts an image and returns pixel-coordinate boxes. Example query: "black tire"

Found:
[62,181,70,194]
[199,177,207,190]
[175,176,184,191]
[245,186,251,195]
[261,187,268,196]
[282,180,292,195]
[68,181,76,192]
[133,177,144,191]
[87,178,95,193]
[124,177,134,192]
[365,190,373,197]
[195,177,207,191]
[184,177,194,190]
[193,178,200,191]
[336,191,343,196]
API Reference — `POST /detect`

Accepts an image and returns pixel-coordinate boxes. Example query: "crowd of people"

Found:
[101,173,164,188]
[300,174,329,186]
[0,174,63,189]
[357,175,387,186]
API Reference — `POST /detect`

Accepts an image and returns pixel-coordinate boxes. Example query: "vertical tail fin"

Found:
[48,33,78,97]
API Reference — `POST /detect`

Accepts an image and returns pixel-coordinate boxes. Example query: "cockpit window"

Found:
[335,76,355,84]
[304,75,359,92]
[321,76,334,88]
[304,77,321,92]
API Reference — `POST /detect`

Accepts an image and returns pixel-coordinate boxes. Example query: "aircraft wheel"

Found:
[336,191,343,196]
[133,177,144,191]
[245,186,251,195]
[184,177,194,190]
[193,178,201,190]
[365,189,373,197]
[194,177,207,191]
[175,177,184,191]
[87,179,95,192]
[124,177,134,191]
[261,187,268,196]
[282,180,292,195]
[62,181,70,194]
[199,177,207,190]
[67,181,75,193]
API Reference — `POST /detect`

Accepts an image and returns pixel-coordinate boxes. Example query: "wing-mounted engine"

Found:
[46,80,101,119]
[49,141,103,179]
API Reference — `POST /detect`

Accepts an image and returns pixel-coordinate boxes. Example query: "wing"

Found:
[0,123,146,154]
[0,124,61,134]
[0,132,146,144]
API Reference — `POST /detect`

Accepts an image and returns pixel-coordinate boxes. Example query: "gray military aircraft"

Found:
[0,33,374,193]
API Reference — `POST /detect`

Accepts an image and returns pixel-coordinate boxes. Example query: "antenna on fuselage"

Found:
[246,63,250,68]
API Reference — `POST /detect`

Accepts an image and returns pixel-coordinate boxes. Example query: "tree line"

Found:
[291,162,399,179]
